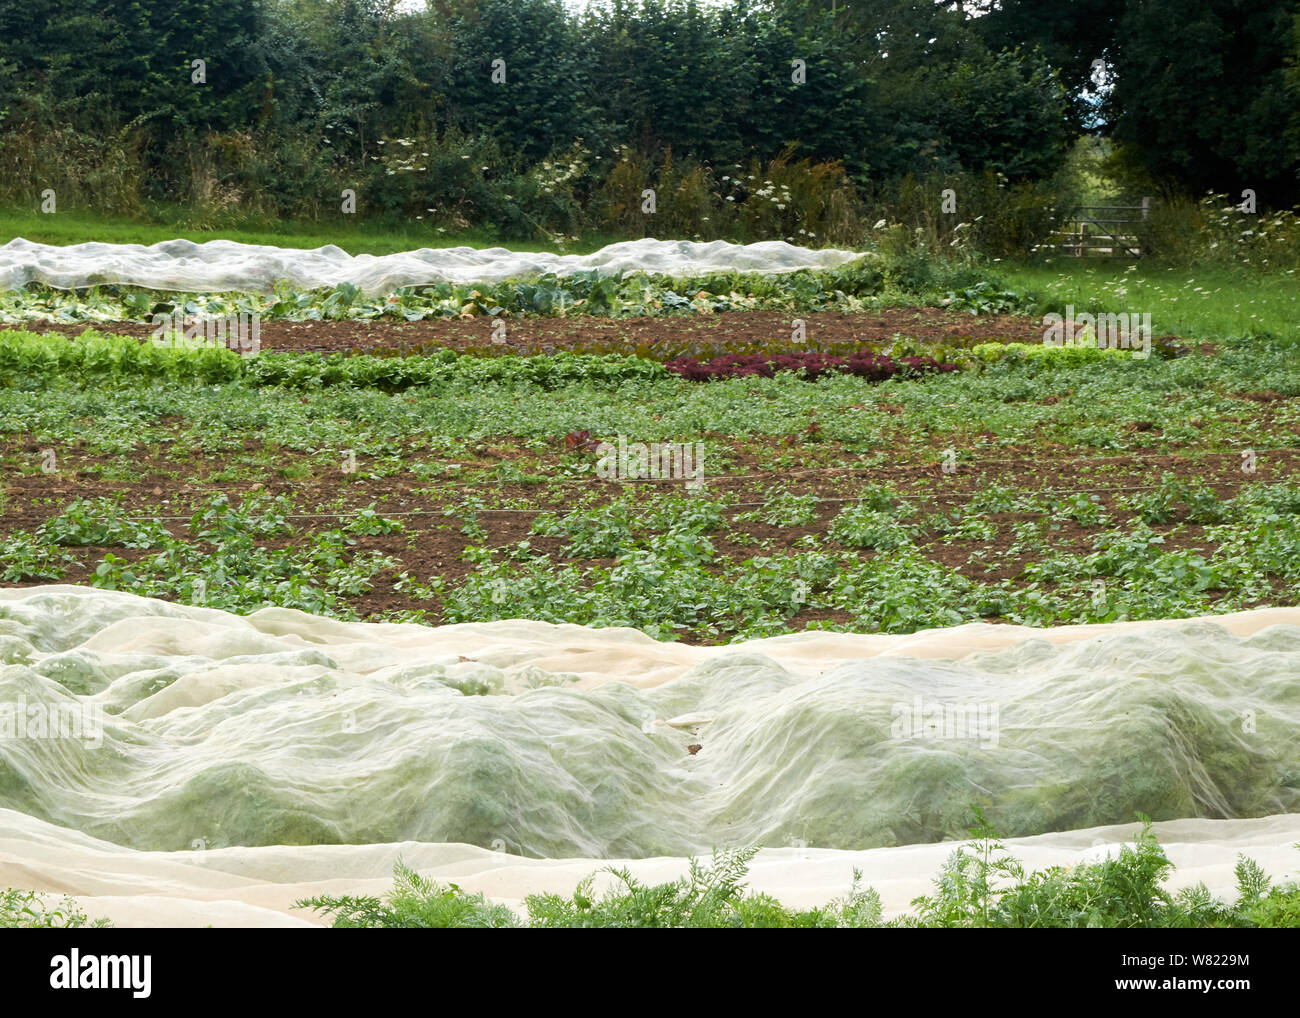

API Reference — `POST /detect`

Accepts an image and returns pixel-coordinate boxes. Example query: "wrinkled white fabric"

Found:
[0,237,864,294]
[2,586,1297,926]
[4,809,1297,928]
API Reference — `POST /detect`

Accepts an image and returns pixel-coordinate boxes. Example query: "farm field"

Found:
[0,263,1297,638]
[2,0,1300,958]
[1,244,1299,939]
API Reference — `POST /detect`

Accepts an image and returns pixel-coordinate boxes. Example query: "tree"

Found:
[438,0,601,164]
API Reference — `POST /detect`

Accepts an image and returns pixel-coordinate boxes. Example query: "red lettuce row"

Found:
[663,350,958,382]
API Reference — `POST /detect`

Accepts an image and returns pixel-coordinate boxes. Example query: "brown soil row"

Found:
[27,308,1051,354]
[3,441,1295,632]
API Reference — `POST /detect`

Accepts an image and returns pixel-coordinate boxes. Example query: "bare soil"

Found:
[3,439,1295,635]
[31,308,1052,354]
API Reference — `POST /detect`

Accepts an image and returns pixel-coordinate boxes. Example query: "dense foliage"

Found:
[3,0,1292,238]
[980,0,1300,204]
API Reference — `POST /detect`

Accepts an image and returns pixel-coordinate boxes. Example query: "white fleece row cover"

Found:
[0,237,864,294]
[1,588,1298,926]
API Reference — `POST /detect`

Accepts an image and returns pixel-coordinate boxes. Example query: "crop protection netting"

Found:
[1,587,1296,857]
[0,238,863,295]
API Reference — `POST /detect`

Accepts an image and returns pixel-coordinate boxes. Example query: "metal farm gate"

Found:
[1046,198,1151,257]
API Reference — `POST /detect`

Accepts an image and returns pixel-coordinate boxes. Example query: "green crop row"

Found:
[1,328,1187,396]
[1,257,1011,326]
[0,330,669,392]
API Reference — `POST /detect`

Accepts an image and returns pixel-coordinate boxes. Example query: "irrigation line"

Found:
[921,446,1300,467]
[110,475,1283,524]
[32,445,1297,524]
[56,440,1300,503]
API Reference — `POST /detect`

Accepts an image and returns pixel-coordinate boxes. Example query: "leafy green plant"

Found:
[945,281,1030,315]
[736,486,820,528]
[38,497,171,548]
[0,532,67,581]
[291,822,1300,929]
[298,850,882,929]
[532,502,636,557]
[0,889,112,929]
[295,862,518,928]
[972,341,1142,366]
[900,813,1300,929]
[346,506,405,536]
[829,503,916,551]
[189,492,294,539]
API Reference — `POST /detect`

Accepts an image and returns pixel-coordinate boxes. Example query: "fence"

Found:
[1044,198,1151,257]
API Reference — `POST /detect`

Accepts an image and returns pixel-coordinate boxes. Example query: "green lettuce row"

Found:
[0,330,667,392]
